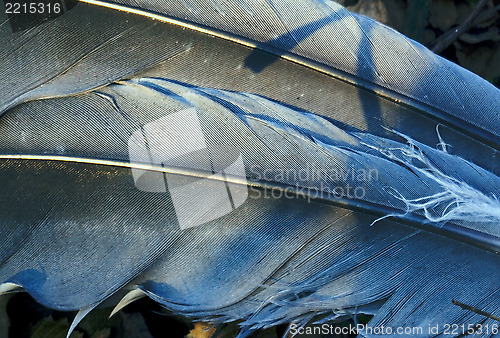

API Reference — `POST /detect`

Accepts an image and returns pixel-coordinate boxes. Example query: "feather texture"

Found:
[1,78,499,336]
[0,0,499,336]
[99,0,500,136]
[0,1,199,114]
[82,0,500,170]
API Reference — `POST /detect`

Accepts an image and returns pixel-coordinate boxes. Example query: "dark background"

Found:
[1,0,499,337]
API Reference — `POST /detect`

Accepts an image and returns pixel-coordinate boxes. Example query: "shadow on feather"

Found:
[0,0,499,337]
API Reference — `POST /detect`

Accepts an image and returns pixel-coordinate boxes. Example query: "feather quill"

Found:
[0,0,499,336]
[0,1,198,114]
[80,0,500,172]
[1,78,499,336]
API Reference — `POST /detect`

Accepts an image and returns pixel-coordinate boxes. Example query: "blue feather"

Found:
[0,0,499,337]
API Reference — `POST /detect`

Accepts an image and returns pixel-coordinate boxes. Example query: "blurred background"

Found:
[2,0,499,337]
[337,0,500,88]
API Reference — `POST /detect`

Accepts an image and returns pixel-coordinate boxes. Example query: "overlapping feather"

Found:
[0,0,499,337]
